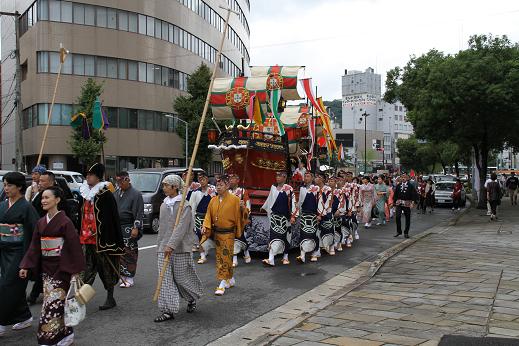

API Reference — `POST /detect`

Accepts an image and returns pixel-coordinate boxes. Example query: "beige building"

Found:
[1,0,250,176]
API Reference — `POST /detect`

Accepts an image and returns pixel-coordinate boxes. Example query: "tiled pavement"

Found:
[271,201,519,346]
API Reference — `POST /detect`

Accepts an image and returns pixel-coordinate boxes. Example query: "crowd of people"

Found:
[0,161,444,345]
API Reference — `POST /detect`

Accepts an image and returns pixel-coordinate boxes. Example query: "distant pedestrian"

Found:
[505,172,519,205]
[487,173,502,220]
[359,176,376,228]
[374,176,388,226]
[424,178,435,213]
[25,165,46,202]
[155,174,202,322]
[451,179,463,211]
[393,173,418,239]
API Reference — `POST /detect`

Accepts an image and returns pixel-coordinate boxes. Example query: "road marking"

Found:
[138,245,157,250]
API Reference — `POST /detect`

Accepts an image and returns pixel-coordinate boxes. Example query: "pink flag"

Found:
[307,116,315,171]
[248,93,255,121]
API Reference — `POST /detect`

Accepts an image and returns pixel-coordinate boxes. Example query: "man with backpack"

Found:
[505,172,519,205]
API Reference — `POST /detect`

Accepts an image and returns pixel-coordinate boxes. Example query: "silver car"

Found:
[434,181,466,207]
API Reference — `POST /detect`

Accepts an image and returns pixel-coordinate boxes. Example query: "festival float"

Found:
[208,66,336,251]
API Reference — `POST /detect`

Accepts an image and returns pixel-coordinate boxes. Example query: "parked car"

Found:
[434,181,467,207]
[128,168,204,233]
[430,174,456,183]
[49,170,85,200]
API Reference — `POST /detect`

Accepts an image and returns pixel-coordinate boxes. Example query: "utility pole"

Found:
[362,111,369,174]
[1,11,23,171]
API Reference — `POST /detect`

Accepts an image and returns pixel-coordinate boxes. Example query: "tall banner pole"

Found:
[36,44,68,166]
[153,7,238,302]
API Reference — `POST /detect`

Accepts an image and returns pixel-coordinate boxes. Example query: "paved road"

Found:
[4,208,457,346]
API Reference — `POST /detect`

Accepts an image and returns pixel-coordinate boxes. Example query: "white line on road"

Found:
[138,245,157,250]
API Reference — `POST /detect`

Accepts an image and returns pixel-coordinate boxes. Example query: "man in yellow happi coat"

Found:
[202,175,243,296]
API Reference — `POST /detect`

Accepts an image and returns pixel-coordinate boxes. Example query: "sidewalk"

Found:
[211,201,519,346]
[267,202,519,346]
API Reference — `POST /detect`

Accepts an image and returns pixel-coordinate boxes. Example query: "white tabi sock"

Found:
[200,252,207,260]
[268,252,275,264]
[232,255,238,264]
[283,253,289,261]
[244,250,250,258]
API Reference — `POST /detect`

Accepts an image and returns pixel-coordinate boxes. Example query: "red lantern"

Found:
[207,129,218,144]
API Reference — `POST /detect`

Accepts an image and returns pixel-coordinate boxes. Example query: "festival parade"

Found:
[2,0,519,345]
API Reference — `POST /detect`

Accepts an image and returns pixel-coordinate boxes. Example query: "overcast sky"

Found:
[249,0,519,101]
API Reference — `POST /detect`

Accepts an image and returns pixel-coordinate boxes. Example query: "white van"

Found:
[49,170,85,198]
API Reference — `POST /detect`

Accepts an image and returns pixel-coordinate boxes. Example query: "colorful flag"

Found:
[307,116,315,171]
[269,88,285,136]
[252,93,265,125]
[70,112,90,139]
[92,97,103,130]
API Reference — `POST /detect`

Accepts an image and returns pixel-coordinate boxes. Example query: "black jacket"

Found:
[393,181,419,203]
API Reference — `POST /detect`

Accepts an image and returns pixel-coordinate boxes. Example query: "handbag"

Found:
[75,276,96,305]
[64,277,86,327]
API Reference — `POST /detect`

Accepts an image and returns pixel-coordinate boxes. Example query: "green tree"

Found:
[173,63,219,171]
[385,34,519,207]
[68,78,105,168]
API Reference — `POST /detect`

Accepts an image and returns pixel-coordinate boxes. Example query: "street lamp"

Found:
[361,112,369,174]
[164,114,188,168]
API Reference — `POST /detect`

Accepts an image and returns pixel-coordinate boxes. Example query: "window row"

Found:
[22,103,179,133]
[177,0,250,63]
[19,0,244,77]
[37,51,189,91]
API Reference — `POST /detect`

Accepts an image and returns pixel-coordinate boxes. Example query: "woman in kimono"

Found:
[155,174,203,321]
[0,172,39,337]
[359,176,376,228]
[19,186,85,346]
[374,176,389,226]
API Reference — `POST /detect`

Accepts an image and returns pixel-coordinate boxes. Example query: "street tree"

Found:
[68,78,105,168]
[173,63,221,171]
[385,34,519,207]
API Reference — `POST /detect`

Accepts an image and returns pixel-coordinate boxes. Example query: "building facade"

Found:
[336,68,413,172]
[1,0,250,176]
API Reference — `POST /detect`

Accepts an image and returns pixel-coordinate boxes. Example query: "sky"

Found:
[248,0,519,101]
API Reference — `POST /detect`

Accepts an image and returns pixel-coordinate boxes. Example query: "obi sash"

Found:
[0,224,24,244]
[41,236,64,256]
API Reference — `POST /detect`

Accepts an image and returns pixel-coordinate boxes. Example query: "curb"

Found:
[209,207,471,346]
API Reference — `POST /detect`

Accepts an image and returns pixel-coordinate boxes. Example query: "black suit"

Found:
[393,181,418,235]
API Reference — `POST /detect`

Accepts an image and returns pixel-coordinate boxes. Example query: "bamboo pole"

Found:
[153,7,237,302]
[36,45,68,167]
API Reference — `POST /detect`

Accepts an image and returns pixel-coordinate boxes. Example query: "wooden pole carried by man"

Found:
[153,6,239,302]
[36,44,69,167]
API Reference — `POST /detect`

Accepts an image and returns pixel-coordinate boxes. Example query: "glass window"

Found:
[73,3,84,24]
[96,57,107,77]
[37,51,49,73]
[128,61,137,81]
[173,26,180,45]
[146,64,154,83]
[154,19,161,39]
[84,56,95,76]
[96,7,107,27]
[84,5,95,25]
[61,104,72,126]
[146,111,154,130]
[154,65,161,85]
[146,16,154,36]
[119,108,129,128]
[162,67,169,86]
[50,104,61,125]
[61,1,72,23]
[129,109,138,128]
[106,107,118,128]
[38,104,49,125]
[49,52,60,73]
[118,11,128,31]
[62,54,72,74]
[49,0,60,21]
[138,14,146,35]
[39,0,49,20]
[162,21,168,40]
[118,59,127,79]
[138,62,146,82]
[138,110,146,129]
[107,9,117,28]
[154,112,161,131]
[107,58,117,78]
[168,24,173,43]
[128,13,137,32]
[171,69,179,88]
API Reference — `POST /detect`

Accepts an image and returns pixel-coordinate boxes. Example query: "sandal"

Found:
[282,258,290,265]
[244,256,251,264]
[215,287,225,296]
[197,258,207,264]
[187,300,197,313]
[262,259,274,267]
[154,313,174,323]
